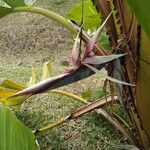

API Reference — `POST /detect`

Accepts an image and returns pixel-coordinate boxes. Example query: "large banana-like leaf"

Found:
[126,0,150,38]
[0,7,12,18]
[1,0,36,7]
[0,105,37,150]
[136,31,150,147]
[0,0,36,18]
[2,0,25,7]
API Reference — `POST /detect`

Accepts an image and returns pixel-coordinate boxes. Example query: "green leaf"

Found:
[98,32,111,51]
[2,0,25,7]
[0,1,9,7]
[0,105,37,150]
[0,0,26,18]
[83,15,100,30]
[67,0,97,20]
[126,0,150,38]
[66,0,101,29]
[0,7,12,18]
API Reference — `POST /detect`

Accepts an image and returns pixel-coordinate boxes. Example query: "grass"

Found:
[0,0,128,149]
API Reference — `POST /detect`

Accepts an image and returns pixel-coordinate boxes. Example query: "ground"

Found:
[0,0,127,149]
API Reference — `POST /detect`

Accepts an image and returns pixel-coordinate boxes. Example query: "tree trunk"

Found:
[94,0,150,149]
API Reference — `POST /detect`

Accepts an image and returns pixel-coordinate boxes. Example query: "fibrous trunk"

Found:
[93,0,150,149]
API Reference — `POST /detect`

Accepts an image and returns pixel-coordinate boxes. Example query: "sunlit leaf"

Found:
[66,0,101,29]
[25,0,36,6]
[0,88,17,100]
[0,79,25,90]
[4,95,30,106]
[83,15,100,30]
[0,80,28,106]
[27,67,36,86]
[0,0,10,7]
[0,0,35,18]
[41,61,52,80]
[0,1,5,6]
[0,105,37,150]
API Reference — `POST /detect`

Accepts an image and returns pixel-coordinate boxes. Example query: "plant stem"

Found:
[49,90,87,104]
[12,6,105,55]
[95,108,136,144]
[34,96,117,134]
[33,117,68,135]
[13,6,77,34]
[12,6,106,55]
[113,112,131,129]
[34,95,135,144]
